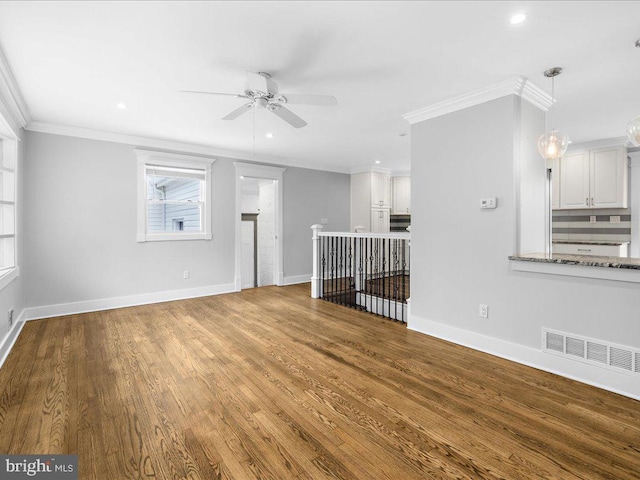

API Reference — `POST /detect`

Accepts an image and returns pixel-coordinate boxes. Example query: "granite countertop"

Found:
[509,253,640,270]
[552,240,630,246]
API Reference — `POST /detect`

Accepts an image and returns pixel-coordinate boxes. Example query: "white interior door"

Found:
[241,220,255,289]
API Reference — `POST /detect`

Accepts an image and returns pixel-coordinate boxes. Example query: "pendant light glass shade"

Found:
[537,130,570,160]
[627,115,640,147]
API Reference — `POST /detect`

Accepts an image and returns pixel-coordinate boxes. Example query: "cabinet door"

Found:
[590,147,628,208]
[559,152,590,209]
[371,172,391,208]
[370,208,390,233]
[392,176,411,214]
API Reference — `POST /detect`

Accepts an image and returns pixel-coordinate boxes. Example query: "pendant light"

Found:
[538,67,570,160]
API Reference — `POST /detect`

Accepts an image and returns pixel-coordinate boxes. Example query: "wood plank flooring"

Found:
[0,284,638,479]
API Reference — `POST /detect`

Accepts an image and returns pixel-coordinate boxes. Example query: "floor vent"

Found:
[543,329,639,376]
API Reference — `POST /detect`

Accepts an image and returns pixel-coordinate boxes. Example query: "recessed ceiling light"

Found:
[510,13,527,25]
[375,160,381,164]
[265,132,274,138]
[116,102,127,110]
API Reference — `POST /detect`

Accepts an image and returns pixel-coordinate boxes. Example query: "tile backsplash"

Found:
[552,208,631,243]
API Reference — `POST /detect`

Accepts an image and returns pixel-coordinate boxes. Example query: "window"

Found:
[136,149,215,242]
[0,135,17,289]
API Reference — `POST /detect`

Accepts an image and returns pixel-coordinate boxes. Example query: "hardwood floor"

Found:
[0,284,638,479]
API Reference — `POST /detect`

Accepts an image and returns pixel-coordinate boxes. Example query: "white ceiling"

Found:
[0,1,639,173]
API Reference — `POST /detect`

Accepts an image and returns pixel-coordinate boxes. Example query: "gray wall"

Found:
[410,95,640,397]
[283,167,350,278]
[23,131,350,308]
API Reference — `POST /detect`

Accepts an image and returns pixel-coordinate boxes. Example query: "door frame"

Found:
[234,162,285,291]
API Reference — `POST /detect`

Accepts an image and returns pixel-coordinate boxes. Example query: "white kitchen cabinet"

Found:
[370,208,390,233]
[557,146,627,209]
[351,170,391,232]
[392,176,411,214]
[553,242,628,257]
[371,171,391,208]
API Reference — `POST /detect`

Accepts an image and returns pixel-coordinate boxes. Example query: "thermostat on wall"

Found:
[480,197,497,209]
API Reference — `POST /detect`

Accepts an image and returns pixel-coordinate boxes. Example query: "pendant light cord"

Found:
[550,75,555,132]
[252,105,256,157]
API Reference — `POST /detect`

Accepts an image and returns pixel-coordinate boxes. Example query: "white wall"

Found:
[283,167,350,280]
[409,95,640,399]
[21,131,351,314]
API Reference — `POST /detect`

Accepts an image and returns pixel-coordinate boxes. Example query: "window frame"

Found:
[0,132,18,290]
[135,149,215,242]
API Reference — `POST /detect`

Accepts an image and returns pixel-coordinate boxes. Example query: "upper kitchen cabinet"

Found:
[392,176,411,214]
[370,171,391,208]
[556,146,628,209]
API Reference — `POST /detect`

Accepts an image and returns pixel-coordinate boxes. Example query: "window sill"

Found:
[0,266,19,290]
[509,253,640,283]
[137,233,212,242]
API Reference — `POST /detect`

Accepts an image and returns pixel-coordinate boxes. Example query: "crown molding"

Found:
[349,165,393,175]
[402,76,553,125]
[25,121,350,174]
[0,45,30,129]
[568,136,629,152]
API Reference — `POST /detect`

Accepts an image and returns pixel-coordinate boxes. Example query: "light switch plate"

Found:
[590,215,596,224]
[610,215,621,224]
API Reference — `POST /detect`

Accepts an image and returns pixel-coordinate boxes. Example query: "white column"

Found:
[310,224,323,298]
[629,151,640,257]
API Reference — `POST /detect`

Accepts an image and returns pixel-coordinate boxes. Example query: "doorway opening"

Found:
[234,163,285,291]
[240,178,277,289]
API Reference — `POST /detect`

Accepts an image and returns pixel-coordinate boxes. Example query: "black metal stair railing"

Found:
[312,227,410,323]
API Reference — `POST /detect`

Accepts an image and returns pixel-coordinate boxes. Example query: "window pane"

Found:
[147,203,202,233]
[0,204,14,235]
[147,176,201,201]
[0,171,14,202]
[0,237,14,269]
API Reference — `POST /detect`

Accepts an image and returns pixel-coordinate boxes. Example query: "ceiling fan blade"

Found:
[269,105,307,128]
[276,94,337,106]
[247,72,270,94]
[181,90,248,98]
[222,103,253,121]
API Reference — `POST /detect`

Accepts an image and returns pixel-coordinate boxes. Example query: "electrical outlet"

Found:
[183,270,190,279]
[609,215,620,224]
[590,215,596,224]
[7,308,14,327]
[479,304,488,319]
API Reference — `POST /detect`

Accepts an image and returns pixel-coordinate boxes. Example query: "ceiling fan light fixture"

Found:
[627,115,640,147]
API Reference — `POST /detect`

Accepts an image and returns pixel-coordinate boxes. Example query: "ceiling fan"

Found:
[182,72,337,128]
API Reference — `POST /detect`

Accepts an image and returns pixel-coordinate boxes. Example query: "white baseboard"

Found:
[408,313,640,401]
[283,274,311,286]
[23,282,236,321]
[0,309,25,369]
